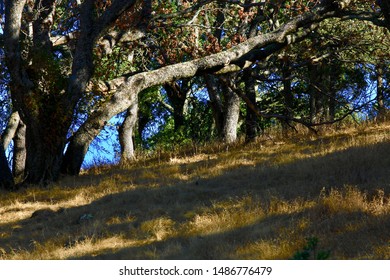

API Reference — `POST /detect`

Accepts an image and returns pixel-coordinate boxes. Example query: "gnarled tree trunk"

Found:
[4,0,139,183]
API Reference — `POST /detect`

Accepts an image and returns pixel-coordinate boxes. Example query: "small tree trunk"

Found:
[222,83,241,144]
[281,58,294,136]
[329,90,336,122]
[244,68,259,142]
[0,143,14,190]
[308,62,326,123]
[119,99,138,162]
[376,63,386,120]
[205,75,224,138]
[165,83,187,131]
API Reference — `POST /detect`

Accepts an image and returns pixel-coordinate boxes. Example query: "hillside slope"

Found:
[1,122,390,259]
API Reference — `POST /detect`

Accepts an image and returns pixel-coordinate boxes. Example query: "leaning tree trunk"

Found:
[119,98,138,162]
[62,120,100,176]
[1,111,20,150]
[62,81,139,175]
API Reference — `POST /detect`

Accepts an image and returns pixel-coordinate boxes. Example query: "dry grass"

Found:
[1,121,390,259]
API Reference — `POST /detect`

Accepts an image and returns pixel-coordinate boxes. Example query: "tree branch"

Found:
[51,31,80,47]
[339,10,386,28]
[64,0,362,174]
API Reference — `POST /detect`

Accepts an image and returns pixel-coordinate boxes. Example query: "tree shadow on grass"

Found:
[1,140,390,259]
[69,208,390,260]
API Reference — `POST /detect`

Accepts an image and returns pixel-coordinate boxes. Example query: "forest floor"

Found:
[1,120,390,260]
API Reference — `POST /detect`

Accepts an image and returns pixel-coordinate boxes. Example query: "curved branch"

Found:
[86,2,342,123]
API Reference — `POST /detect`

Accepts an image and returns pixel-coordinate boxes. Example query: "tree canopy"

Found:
[0,0,389,188]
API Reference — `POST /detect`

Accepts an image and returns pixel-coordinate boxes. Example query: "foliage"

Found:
[0,0,389,185]
[292,237,331,260]
[145,92,215,149]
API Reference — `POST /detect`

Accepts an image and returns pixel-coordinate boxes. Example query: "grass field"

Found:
[1,121,390,259]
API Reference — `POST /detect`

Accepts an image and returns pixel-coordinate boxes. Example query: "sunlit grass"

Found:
[1,120,390,259]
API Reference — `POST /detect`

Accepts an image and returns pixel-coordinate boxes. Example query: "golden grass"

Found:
[1,120,390,259]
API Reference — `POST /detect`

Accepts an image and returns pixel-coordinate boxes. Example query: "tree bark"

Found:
[12,119,26,179]
[119,97,138,162]
[1,111,27,180]
[222,80,241,144]
[1,111,20,150]
[205,74,242,143]
[62,82,139,175]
